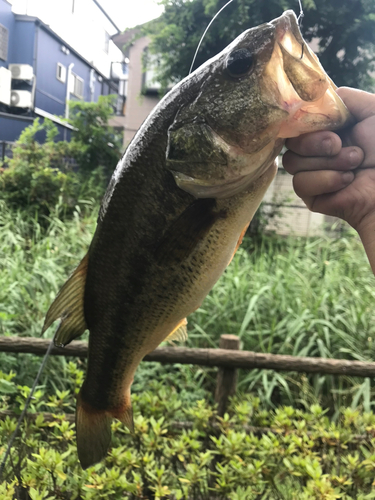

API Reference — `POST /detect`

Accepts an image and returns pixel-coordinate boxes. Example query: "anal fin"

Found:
[112,394,134,432]
[165,318,188,344]
[42,253,89,346]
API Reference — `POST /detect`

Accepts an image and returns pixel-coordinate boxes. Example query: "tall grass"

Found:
[0,200,96,390]
[1,200,375,412]
[189,233,375,412]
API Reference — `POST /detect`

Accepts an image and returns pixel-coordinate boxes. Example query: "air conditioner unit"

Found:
[10,90,32,108]
[0,67,11,105]
[8,64,34,80]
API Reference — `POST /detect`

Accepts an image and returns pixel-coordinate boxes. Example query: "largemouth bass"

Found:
[42,10,351,468]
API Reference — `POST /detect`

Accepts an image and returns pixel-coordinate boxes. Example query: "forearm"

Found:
[357,216,375,275]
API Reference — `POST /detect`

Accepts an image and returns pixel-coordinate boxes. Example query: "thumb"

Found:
[336,87,375,122]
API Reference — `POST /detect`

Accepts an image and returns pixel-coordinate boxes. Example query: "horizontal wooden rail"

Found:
[1,336,375,378]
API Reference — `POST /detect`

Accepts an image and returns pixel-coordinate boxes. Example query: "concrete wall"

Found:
[263,164,329,236]
[124,36,159,146]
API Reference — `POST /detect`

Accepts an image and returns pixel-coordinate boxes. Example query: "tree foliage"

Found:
[145,0,375,91]
[68,95,122,176]
[0,96,121,218]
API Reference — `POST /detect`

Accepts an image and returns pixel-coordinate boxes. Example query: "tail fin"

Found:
[76,392,112,469]
[42,253,89,346]
[75,389,134,469]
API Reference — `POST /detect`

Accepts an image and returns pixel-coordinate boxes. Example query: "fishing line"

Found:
[0,326,59,481]
[297,0,304,27]
[189,0,235,75]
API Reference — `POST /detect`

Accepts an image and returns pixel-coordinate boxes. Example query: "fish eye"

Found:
[226,48,254,78]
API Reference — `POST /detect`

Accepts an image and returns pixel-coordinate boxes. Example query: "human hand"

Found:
[282,87,375,235]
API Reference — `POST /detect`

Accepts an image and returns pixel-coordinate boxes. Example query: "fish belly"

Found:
[82,161,277,413]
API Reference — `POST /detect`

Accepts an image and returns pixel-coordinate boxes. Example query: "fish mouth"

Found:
[266,10,352,137]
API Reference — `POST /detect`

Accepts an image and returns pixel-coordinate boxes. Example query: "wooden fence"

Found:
[1,334,375,416]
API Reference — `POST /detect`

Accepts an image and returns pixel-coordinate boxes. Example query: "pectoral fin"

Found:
[42,253,88,346]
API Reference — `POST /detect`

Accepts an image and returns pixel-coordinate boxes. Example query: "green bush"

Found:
[1,367,375,499]
[0,119,78,217]
[0,96,120,219]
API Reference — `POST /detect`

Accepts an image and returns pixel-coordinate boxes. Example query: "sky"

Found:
[11,0,165,32]
[96,0,164,31]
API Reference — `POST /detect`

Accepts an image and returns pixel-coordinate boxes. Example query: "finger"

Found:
[285,131,342,157]
[293,170,354,200]
[337,87,375,121]
[348,116,375,168]
[304,192,344,217]
[283,146,364,175]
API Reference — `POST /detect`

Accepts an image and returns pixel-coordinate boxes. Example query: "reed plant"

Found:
[189,231,375,412]
[1,201,375,412]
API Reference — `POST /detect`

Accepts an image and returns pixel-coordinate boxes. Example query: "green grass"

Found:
[189,234,375,412]
[1,201,375,412]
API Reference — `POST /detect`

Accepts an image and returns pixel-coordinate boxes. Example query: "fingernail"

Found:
[342,172,354,183]
[349,149,360,166]
[322,138,332,155]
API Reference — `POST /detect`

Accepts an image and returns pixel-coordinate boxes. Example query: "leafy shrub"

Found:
[0,96,120,219]
[1,367,375,499]
[0,119,78,217]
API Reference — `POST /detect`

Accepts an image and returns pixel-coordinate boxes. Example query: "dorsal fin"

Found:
[42,253,89,346]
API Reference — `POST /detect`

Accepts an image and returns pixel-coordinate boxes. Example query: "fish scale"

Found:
[42,10,352,468]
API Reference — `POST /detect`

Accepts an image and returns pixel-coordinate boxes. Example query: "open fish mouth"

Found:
[167,11,352,200]
[267,10,352,138]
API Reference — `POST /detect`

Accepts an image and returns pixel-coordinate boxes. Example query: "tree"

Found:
[145,0,375,91]
[68,95,122,177]
[0,97,121,218]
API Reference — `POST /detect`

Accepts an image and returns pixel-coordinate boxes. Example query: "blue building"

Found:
[0,0,127,144]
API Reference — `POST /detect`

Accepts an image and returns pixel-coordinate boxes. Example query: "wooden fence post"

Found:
[215,334,240,416]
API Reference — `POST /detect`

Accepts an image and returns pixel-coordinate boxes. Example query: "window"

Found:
[104,31,110,54]
[71,73,84,98]
[56,63,66,83]
[0,24,9,61]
